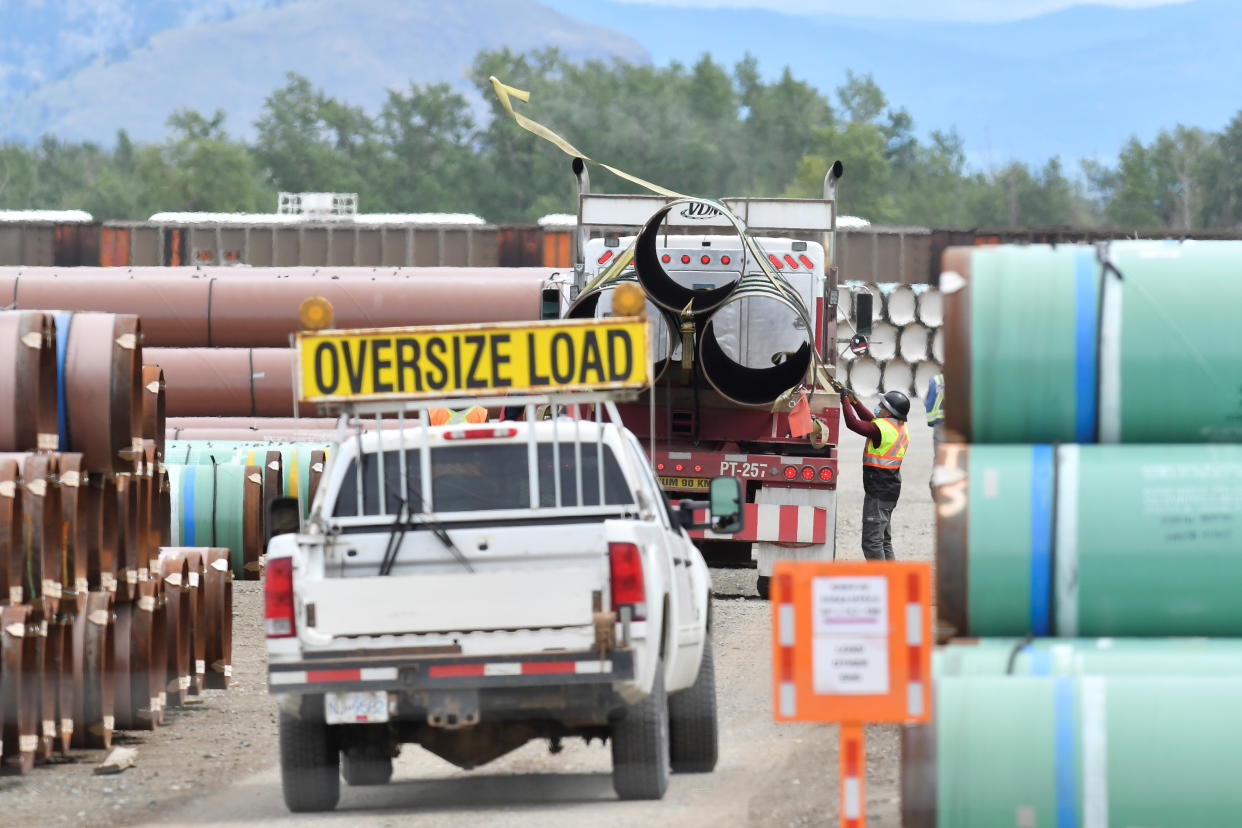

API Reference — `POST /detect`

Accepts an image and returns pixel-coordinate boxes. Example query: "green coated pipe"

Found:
[935,443,1242,638]
[167,463,257,578]
[944,241,1242,443]
[935,638,1242,677]
[919,674,1242,828]
[165,440,331,517]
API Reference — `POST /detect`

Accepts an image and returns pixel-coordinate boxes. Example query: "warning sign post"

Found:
[771,561,932,827]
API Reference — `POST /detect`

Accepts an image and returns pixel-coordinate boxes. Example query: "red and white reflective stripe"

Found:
[428,660,612,679]
[906,571,924,718]
[776,572,796,717]
[690,504,827,543]
[840,723,865,828]
[269,667,398,685]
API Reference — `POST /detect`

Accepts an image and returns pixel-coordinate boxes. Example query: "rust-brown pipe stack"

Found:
[2,270,548,346]
[146,348,294,417]
[0,309,236,774]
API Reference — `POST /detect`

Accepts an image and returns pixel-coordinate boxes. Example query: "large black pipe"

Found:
[634,200,739,314]
[564,283,676,379]
[699,320,812,406]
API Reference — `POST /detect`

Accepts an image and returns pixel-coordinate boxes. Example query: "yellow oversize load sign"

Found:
[296,317,650,404]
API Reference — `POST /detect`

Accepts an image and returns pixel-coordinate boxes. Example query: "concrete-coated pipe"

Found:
[8,273,546,347]
[885,284,918,326]
[930,327,944,363]
[145,348,295,418]
[915,286,943,327]
[868,321,899,362]
[898,322,931,362]
[0,311,58,453]
[847,356,882,398]
[881,357,913,396]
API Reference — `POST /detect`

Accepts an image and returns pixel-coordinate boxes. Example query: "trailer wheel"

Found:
[611,658,671,800]
[669,634,718,773]
[279,712,340,812]
[341,744,394,786]
[756,575,771,600]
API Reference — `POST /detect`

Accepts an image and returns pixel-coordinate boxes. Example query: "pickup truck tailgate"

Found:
[301,567,600,637]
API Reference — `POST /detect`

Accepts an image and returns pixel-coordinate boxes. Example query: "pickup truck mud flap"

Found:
[269,649,634,695]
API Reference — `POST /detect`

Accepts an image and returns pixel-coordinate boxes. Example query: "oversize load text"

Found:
[298,321,649,401]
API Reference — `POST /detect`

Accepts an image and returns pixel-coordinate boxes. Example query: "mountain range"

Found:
[2,0,1238,166]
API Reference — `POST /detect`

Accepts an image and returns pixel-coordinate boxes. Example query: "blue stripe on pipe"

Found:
[1029,444,1054,635]
[184,465,196,545]
[54,312,73,449]
[1073,249,1099,442]
[1053,676,1080,828]
[1029,647,1052,676]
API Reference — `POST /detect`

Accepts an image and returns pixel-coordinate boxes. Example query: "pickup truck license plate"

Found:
[325,691,389,724]
[659,476,710,491]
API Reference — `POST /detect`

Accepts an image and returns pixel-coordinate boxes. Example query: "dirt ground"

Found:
[6,413,937,827]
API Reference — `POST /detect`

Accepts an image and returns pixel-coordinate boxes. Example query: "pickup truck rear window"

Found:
[333,442,634,517]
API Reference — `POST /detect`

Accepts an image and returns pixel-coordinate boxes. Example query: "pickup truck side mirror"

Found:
[708,476,743,534]
[675,476,745,535]
[268,496,301,543]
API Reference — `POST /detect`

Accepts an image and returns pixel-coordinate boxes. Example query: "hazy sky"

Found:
[610,0,1191,22]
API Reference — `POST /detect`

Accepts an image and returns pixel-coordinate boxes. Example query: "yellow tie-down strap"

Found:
[489,76,683,198]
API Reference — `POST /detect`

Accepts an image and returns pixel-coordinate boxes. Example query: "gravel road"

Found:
[12,414,936,827]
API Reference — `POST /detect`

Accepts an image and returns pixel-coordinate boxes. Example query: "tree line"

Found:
[1,48,1240,230]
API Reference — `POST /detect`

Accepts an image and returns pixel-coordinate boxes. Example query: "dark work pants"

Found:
[862,494,897,561]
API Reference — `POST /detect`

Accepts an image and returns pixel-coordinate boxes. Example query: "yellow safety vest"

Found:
[926,373,945,426]
[429,406,487,426]
[863,417,909,470]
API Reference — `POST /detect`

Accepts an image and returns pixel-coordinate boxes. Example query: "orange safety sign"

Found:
[770,561,931,724]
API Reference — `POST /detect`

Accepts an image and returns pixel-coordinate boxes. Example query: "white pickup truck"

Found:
[264,412,742,812]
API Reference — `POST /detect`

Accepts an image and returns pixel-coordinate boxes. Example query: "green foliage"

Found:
[2,52,1242,231]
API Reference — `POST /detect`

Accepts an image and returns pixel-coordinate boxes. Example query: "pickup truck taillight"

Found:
[265,557,296,638]
[609,542,646,621]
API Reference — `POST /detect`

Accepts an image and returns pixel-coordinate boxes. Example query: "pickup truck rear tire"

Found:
[341,746,394,786]
[669,633,718,773]
[279,712,340,812]
[756,575,771,600]
[610,658,671,800]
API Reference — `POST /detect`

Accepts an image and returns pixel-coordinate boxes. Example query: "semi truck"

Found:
[562,161,850,598]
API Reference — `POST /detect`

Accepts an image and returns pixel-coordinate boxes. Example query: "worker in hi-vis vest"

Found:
[841,389,911,561]
[428,406,488,426]
[924,372,945,449]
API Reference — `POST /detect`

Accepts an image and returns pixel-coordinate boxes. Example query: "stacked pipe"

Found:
[560,198,819,409]
[163,440,331,579]
[838,280,942,400]
[0,266,553,418]
[904,241,1242,825]
[0,309,233,775]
